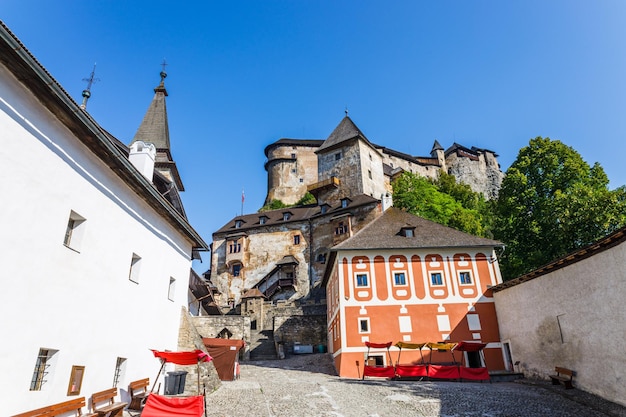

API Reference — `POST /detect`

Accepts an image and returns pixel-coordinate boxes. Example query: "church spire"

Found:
[131,64,171,150]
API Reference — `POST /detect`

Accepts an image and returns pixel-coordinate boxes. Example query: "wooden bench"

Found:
[12,396,97,417]
[128,378,150,412]
[90,388,128,417]
[550,366,575,389]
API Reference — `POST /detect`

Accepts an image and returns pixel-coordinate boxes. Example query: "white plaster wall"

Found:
[494,241,626,406]
[0,64,196,414]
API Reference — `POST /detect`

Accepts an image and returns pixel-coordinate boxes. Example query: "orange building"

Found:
[322,207,507,378]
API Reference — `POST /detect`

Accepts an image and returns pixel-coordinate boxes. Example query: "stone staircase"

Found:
[249,329,277,361]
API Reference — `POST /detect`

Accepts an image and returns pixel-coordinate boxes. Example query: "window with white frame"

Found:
[459,271,472,284]
[128,253,141,283]
[168,277,176,301]
[63,210,86,251]
[430,272,443,286]
[359,318,370,333]
[30,348,59,391]
[394,272,407,286]
[355,273,369,287]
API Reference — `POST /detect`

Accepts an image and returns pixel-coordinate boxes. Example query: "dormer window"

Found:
[320,204,329,214]
[400,227,416,237]
[283,212,291,221]
[341,198,349,208]
[259,216,268,225]
[235,220,243,229]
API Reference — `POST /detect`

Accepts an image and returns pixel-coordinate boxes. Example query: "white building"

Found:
[0,21,208,414]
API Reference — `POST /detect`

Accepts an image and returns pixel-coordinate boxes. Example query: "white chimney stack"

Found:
[129,141,156,183]
[381,192,393,211]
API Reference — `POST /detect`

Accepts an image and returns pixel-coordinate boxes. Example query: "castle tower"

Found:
[310,115,386,205]
[431,139,446,172]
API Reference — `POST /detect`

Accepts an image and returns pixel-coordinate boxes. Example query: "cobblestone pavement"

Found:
[202,354,626,417]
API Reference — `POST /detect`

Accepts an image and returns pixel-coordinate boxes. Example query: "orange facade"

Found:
[326,250,505,378]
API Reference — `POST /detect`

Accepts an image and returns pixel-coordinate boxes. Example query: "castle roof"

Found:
[333,207,503,251]
[264,138,324,157]
[131,73,170,150]
[316,116,376,153]
[431,140,444,152]
[213,194,380,235]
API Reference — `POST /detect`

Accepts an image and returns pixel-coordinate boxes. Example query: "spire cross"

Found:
[80,63,100,109]
[345,107,349,117]
[160,59,168,82]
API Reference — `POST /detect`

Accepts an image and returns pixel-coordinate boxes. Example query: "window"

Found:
[63,210,86,251]
[129,253,141,283]
[229,241,241,253]
[112,357,126,388]
[431,272,443,286]
[291,153,296,159]
[168,277,176,301]
[394,272,406,286]
[359,318,370,333]
[341,198,349,208]
[67,365,85,396]
[401,227,415,237]
[335,222,348,235]
[232,264,242,277]
[320,205,328,214]
[317,253,326,263]
[259,216,267,225]
[335,152,342,160]
[459,271,472,284]
[30,348,58,391]
[283,212,291,221]
[293,235,300,245]
[368,170,372,179]
[235,220,243,228]
[355,273,368,287]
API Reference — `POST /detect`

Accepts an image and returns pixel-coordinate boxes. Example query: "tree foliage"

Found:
[493,137,626,280]
[392,171,493,237]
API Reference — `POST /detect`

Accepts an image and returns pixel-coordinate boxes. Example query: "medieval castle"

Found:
[208,115,503,308]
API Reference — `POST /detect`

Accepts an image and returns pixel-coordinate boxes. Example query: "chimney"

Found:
[381,192,393,211]
[129,141,156,183]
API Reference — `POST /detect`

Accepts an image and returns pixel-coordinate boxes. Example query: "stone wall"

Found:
[176,308,221,395]
[274,315,328,354]
[191,315,251,359]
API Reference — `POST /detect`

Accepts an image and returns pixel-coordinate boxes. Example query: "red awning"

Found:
[151,350,212,365]
[365,341,392,349]
[453,342,487,352]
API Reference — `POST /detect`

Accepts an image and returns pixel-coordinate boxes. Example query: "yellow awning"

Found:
[395,342,427,350]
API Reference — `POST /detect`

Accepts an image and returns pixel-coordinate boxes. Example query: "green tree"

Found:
[392,171,491,237]
[493,137,626,280]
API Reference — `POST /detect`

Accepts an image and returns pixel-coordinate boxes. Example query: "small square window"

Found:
[259,216,267,225]
[129,253,141,283]
[291,153,296,159]
[394,272,406,286]
[355,273,368,287]
[431,272,443,286]
[335,152,342,161]
[283,212,291,221]
[235,220,243,228]
[341,198,349,208]
[294,235,300,245]
[168,277,176,301]
[459,271,472,284]
[359,318,370,333]
[63,211,86,252]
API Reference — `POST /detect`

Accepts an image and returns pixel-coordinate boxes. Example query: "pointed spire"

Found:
[431,139,444,153]
[317,114,369,153]
[80,63,99,110]
[131,65,170,150]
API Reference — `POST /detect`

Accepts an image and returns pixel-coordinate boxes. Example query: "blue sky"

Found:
[4,1,626,270]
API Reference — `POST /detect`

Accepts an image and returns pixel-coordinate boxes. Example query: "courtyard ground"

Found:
[198,353,626,417]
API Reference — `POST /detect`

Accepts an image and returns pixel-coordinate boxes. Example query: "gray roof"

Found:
[214,194,379,235]
[131,80,170,150]
[333,207,503,251]
[317,116,374,153]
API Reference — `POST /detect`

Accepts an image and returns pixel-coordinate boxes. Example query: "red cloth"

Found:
[151,349,212,365]
[363,365,395,378]
[428,365,460,379]
[396,364,428,377]
[460,367,490,380]
[141,394,204,417]
[364,341,392,349]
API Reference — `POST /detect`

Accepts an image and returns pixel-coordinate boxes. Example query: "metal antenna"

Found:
[80,63,99,110]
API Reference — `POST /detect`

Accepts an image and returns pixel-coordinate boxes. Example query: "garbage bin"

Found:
[164,371,187,395]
